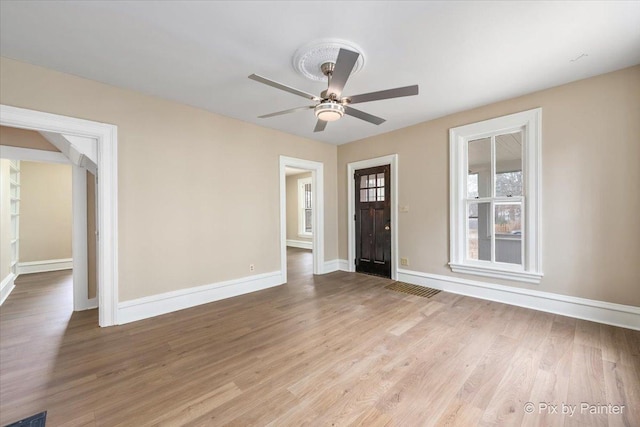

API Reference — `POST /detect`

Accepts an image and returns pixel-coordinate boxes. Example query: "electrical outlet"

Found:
[249,264,255,272]
[400,258,409,266]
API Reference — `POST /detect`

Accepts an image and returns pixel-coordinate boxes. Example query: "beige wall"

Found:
[338,65,640,307]
[19,161,72,262]
[0,160,12,282]
[0,57,338,301]
[0,125,59,151]
[286,172,312,243]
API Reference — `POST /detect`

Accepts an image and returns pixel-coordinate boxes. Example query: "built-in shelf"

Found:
[8,160,20,276]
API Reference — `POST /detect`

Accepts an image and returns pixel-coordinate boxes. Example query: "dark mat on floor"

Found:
[385,281,441,298]
[4,411,46,427]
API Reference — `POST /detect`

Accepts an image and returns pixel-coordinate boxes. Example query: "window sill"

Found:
[449,262,543,284]
[298,233,313,238]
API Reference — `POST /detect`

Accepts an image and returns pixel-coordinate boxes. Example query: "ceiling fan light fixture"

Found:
[314,101,344,122]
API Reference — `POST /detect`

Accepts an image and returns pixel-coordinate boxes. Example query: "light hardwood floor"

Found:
[1,248,638,426]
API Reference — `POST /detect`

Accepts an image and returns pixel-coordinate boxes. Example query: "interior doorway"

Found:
[284,166,314,279]
[0,104,118,326]
[279,156,324,283]
[0,128,96,312]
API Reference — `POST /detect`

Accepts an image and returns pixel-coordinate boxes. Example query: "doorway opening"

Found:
[347,154,398,280]
[279,156,324,283]
[1,126,97,315]
[284,167,314,280]
[0,105,118,326]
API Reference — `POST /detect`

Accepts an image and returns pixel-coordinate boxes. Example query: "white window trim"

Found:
[449,108,543,284]
[297,176,312,238]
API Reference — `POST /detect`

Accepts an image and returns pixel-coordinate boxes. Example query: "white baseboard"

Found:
[323,259,350,274]
[286,239,312,250]
[118,270,284,325]
[76,297,98,311]
[0,273,16,306]
[17,258,73,275]
[397,269,640,331]
[323,259,339,273]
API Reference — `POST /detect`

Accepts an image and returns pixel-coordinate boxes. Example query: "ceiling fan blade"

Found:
[258,105,314,119]
[327,49,359,99]
[346,85,419,105]
[314,120,328,133]
[344,106,386,125]
[249,74,319,101]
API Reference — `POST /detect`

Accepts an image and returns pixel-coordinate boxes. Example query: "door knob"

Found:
[385,224,390,230]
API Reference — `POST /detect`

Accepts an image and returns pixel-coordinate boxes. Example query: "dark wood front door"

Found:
[355,165,391,278]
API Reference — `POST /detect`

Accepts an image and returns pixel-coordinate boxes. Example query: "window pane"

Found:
[468,202,490,261]
[305,209,312,232]
[368,188,376,201]
[467,173,478,198]
[368,174,376,187]
[360,189,368,202]
[495,204,522,265]
[377,173,385,187]
[304,183,312,209]
[377,187,384,201]
[360,175,368,189]
[495,132,523,197]
[467,137,491,197]
[496,171,522,198]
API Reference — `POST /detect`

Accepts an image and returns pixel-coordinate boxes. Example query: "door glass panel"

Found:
[377,173,384,187]
[377,187,384,201]
[495,132,523,197]
[368,174,376,187]
[368,188,376,201]
[360,175,368,189]
[467,137,491,198]
[360,189,368,202]
[468,202,490,261]
[495,203,522,265]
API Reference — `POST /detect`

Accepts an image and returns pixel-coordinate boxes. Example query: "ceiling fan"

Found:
[249,48,419,132]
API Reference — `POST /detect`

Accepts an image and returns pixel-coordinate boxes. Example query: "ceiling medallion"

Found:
[293,39,365,82]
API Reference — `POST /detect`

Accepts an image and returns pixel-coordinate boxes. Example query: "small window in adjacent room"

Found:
[449,108,542,283]
[298,177,312,237]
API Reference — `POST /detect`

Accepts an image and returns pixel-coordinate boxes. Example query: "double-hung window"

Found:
[298,177,312,237]
[449,108,542,283]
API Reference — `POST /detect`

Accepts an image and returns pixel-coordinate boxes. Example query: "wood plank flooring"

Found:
[1,248,638,426]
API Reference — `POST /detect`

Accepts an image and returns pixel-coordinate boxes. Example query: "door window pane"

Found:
[360,189,368,202]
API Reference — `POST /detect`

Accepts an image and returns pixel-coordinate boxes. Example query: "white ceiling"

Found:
[1,1,639,145]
